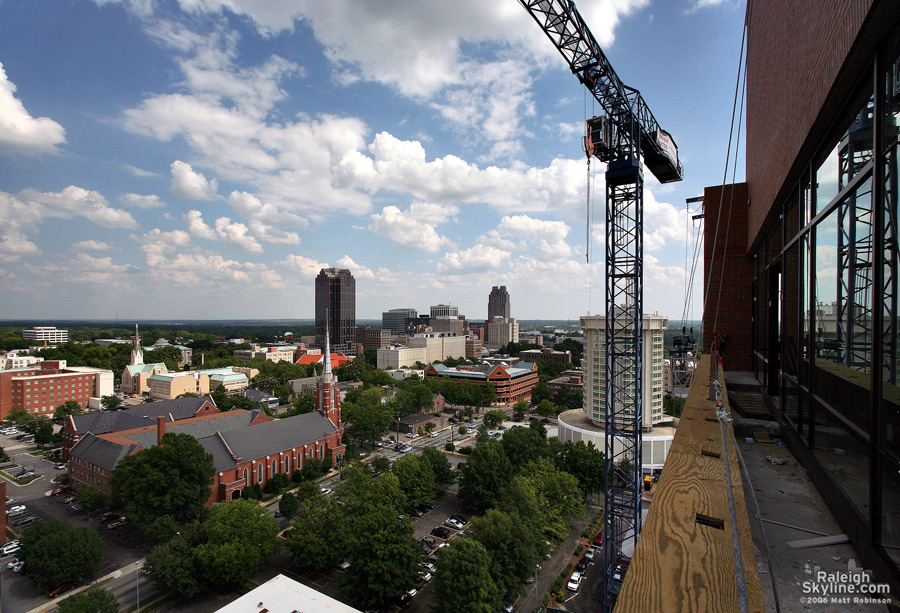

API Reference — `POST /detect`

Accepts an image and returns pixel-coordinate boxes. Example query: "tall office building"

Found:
[315,268,356,354]
[488,286,511,320]
[382,308,417,334]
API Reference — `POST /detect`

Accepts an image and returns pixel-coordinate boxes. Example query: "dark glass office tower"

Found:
[488,285,510,320]
[315,268,356,353]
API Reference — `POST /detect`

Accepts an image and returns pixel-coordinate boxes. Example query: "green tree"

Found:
[536,399,556,417]
[458,440,514,512]
[392,453,436,511]
[370,455,391,475]
[517,459,584,541]
[54,400,84,422]
[33,416,54,447]
[340,504,421,608]
[4,407,29,425]
[195,499,281,590]
[512,398,529,415]
[483,410,505,429]
[143,532,204,598]
[530,381,552,405]
[109,432,215,525]
[19,520,105,589]
[75,485,105,513]
[553,338,584,366]
[342,388,394,445]
[482,382,497,406]
[0,445,8,463]
[420,446,454,487]
[432,538,500,613]
[529,420,547,438]
[286,492,347,570]
[57,587,118,613]
[471,508,544,600]
[291,394,314,415]
[549,439,606,497]
[100,395,122,410]
[278,491,299,519]
[501,426,548,471]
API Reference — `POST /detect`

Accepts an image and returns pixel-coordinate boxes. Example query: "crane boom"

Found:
[520,0,683,183]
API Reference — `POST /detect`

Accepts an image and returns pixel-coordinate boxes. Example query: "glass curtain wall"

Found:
[754,34,900,581]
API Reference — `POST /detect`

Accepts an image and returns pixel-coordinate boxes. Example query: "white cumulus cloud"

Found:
[281,254,329,278]
[438,244,511,273]
[169,160,218,200]
[0,62,66,154]
[369,202,456,252]
[120,193,166,209]
[72,240,113,251]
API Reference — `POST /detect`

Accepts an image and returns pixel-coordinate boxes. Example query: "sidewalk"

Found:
[27,558,145,613]
[515,504,602,612]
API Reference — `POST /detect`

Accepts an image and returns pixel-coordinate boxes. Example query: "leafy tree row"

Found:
[18,520,105,590]
[144,499,281,596]
[285,449,454,607]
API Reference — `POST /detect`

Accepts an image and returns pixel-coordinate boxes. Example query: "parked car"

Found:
[430,526,451,539]
[566,571,583,591]
[7,505,25,514]
[62,496,76,504]
[399,445,413,453]
[444,518,464,530]
[99,512,118,524]
[585,546,596,561]
[576,558,588,573]
[450,513,468,525]
[107,519,126,529]
[50,487,69,496]
[594,533,604,546]
[48,583,76,598]
[447,417,458,424]
[54,463,66,470]
[0,541,20,556]
[417,570,432,584]
[320,487,333,496]
[421,561,436,573]
[10,560,24,572]
[337,559,350,570]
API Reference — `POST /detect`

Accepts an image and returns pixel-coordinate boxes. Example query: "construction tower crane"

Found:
[519,1,683,610]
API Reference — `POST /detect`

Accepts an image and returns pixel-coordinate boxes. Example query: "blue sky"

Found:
[0,0,745,321]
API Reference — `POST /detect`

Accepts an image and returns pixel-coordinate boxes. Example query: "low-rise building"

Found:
[547,370,584,397]
[0,361,114,420]
[518,347,572,364]
[408,332,466,363]
[377,346,427,370]
[355,326,390,350]
[465,337,483,360]
[233,345,296,364]
[22,326,68,344]
[151,338,193,367]
[122,363,168,395]
[391,412,438,435]
[424,361,538,404]
[0,353,40,370]
[147,367,252,400]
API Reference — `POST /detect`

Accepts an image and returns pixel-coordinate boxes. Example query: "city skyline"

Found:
[0,1,744,321]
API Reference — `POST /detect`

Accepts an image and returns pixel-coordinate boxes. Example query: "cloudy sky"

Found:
[0,0,745,321]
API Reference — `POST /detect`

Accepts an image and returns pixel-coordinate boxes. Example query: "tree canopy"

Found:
[109,432,215,525]
[57,587,118,613]
[18,520,105,589]
[194,499,281,590]
[432,538,500,613]
[341,387,394,445]
[458,440,514,512]
[285,492,347,570]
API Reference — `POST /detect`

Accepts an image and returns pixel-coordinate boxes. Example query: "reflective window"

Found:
[811,399,870,517]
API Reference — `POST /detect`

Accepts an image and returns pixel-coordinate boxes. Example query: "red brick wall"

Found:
[703,183,753,371]
[746,0,876,246]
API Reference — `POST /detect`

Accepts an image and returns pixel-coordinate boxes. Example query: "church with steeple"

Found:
[314,323,342,430]
[121,324,168,396]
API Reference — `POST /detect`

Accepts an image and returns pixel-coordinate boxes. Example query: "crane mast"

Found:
[519,1,683,611]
